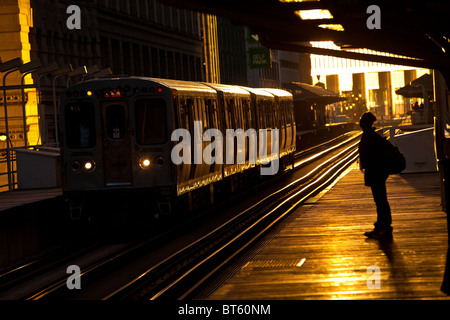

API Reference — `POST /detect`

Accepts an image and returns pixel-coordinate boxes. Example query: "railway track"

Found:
[0,131,361,300]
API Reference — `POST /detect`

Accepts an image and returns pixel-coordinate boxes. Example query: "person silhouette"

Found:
[358,112,393,239]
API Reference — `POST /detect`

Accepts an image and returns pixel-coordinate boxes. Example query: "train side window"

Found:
[266,100,277,129]
[65,102,96,149]
[179,99,190,132]
[264,100,272,129]
[207,99,218,129]
[135,98,167,145]
[229,99,238,129]
[106,104,126,140]
[236,99,244,129]
[242,99,251,130]
[285,101,291,124]
[200,99,209,131]
[225,99,234,130]
[257,98,265,129]
[280,101,286,126]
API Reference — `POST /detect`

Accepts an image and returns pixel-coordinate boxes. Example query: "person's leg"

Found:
[365,181,393,238]
[370,181,392,231]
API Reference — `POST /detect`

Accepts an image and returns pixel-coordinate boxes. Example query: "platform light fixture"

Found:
[66,66,88,87]
[18,59,42,74]
[279,0,320,2]
[295,9,333,20]
[0,57,23,72]
[319,24,344,31]
[81,65,101,81]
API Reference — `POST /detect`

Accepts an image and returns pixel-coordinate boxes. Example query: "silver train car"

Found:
[59,77,296,219]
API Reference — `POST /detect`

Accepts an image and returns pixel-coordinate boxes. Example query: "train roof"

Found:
[240,86,275,98]
[260,88,293,98]
[65,77,290,99]
[69,76,217,94]
[146,77,217,94]
[202,83,251,96]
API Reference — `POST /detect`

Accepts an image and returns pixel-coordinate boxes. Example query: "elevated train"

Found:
[60,77,296,220]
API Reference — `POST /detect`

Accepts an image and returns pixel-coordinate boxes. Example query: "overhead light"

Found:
[295,9,333,20]
[279,0,320,2]
[319,24,344,31]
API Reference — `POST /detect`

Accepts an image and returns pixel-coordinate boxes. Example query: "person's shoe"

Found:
[364,228,393,239]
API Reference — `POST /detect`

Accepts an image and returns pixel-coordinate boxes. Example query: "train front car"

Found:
[60,77,174,220]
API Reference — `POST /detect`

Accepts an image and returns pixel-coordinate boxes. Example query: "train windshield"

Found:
[65,102,96,149]
[134,98,167,145]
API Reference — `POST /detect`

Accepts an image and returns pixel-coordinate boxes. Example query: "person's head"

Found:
[359,112,376,130]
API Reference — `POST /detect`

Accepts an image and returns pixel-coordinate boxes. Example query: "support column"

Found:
[434,69,450,294]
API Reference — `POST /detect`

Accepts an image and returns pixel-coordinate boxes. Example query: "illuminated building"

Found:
[0,0,39,147]
[310,41,431,121]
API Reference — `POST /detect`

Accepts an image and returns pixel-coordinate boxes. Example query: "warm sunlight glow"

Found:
[319,24,344,31]
[296,9,333,20]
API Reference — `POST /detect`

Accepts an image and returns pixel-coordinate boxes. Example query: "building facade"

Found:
[310,41,431,122]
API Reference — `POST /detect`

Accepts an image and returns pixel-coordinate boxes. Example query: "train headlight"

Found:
[83,160,96,172]
[156,156,165,166]
[139,157,151,169]
[71,161,81,172]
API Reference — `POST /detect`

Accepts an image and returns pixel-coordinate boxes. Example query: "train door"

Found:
[101,101,133,187]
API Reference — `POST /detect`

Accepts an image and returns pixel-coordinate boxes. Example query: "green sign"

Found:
[249,47,271,69]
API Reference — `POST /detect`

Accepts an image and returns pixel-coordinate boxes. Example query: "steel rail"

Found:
[14,133,360,300]
[103,140,359,300]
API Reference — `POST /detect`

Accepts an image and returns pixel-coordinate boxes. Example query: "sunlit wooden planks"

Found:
[209,164,450,300]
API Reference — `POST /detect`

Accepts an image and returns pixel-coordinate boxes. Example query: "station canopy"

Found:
[395,73,434,98]
[287,82,347,105]
[160,0,450,71]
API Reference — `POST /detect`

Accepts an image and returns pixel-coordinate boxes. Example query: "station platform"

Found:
[0,188,64,267]
[209,164,450,300]
[0,188,62,212]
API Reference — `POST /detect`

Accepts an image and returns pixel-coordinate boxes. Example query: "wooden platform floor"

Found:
[0,188,62,212]
[209,164,450,300]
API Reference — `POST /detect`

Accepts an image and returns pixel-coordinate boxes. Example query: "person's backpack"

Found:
[382,138,406,174]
